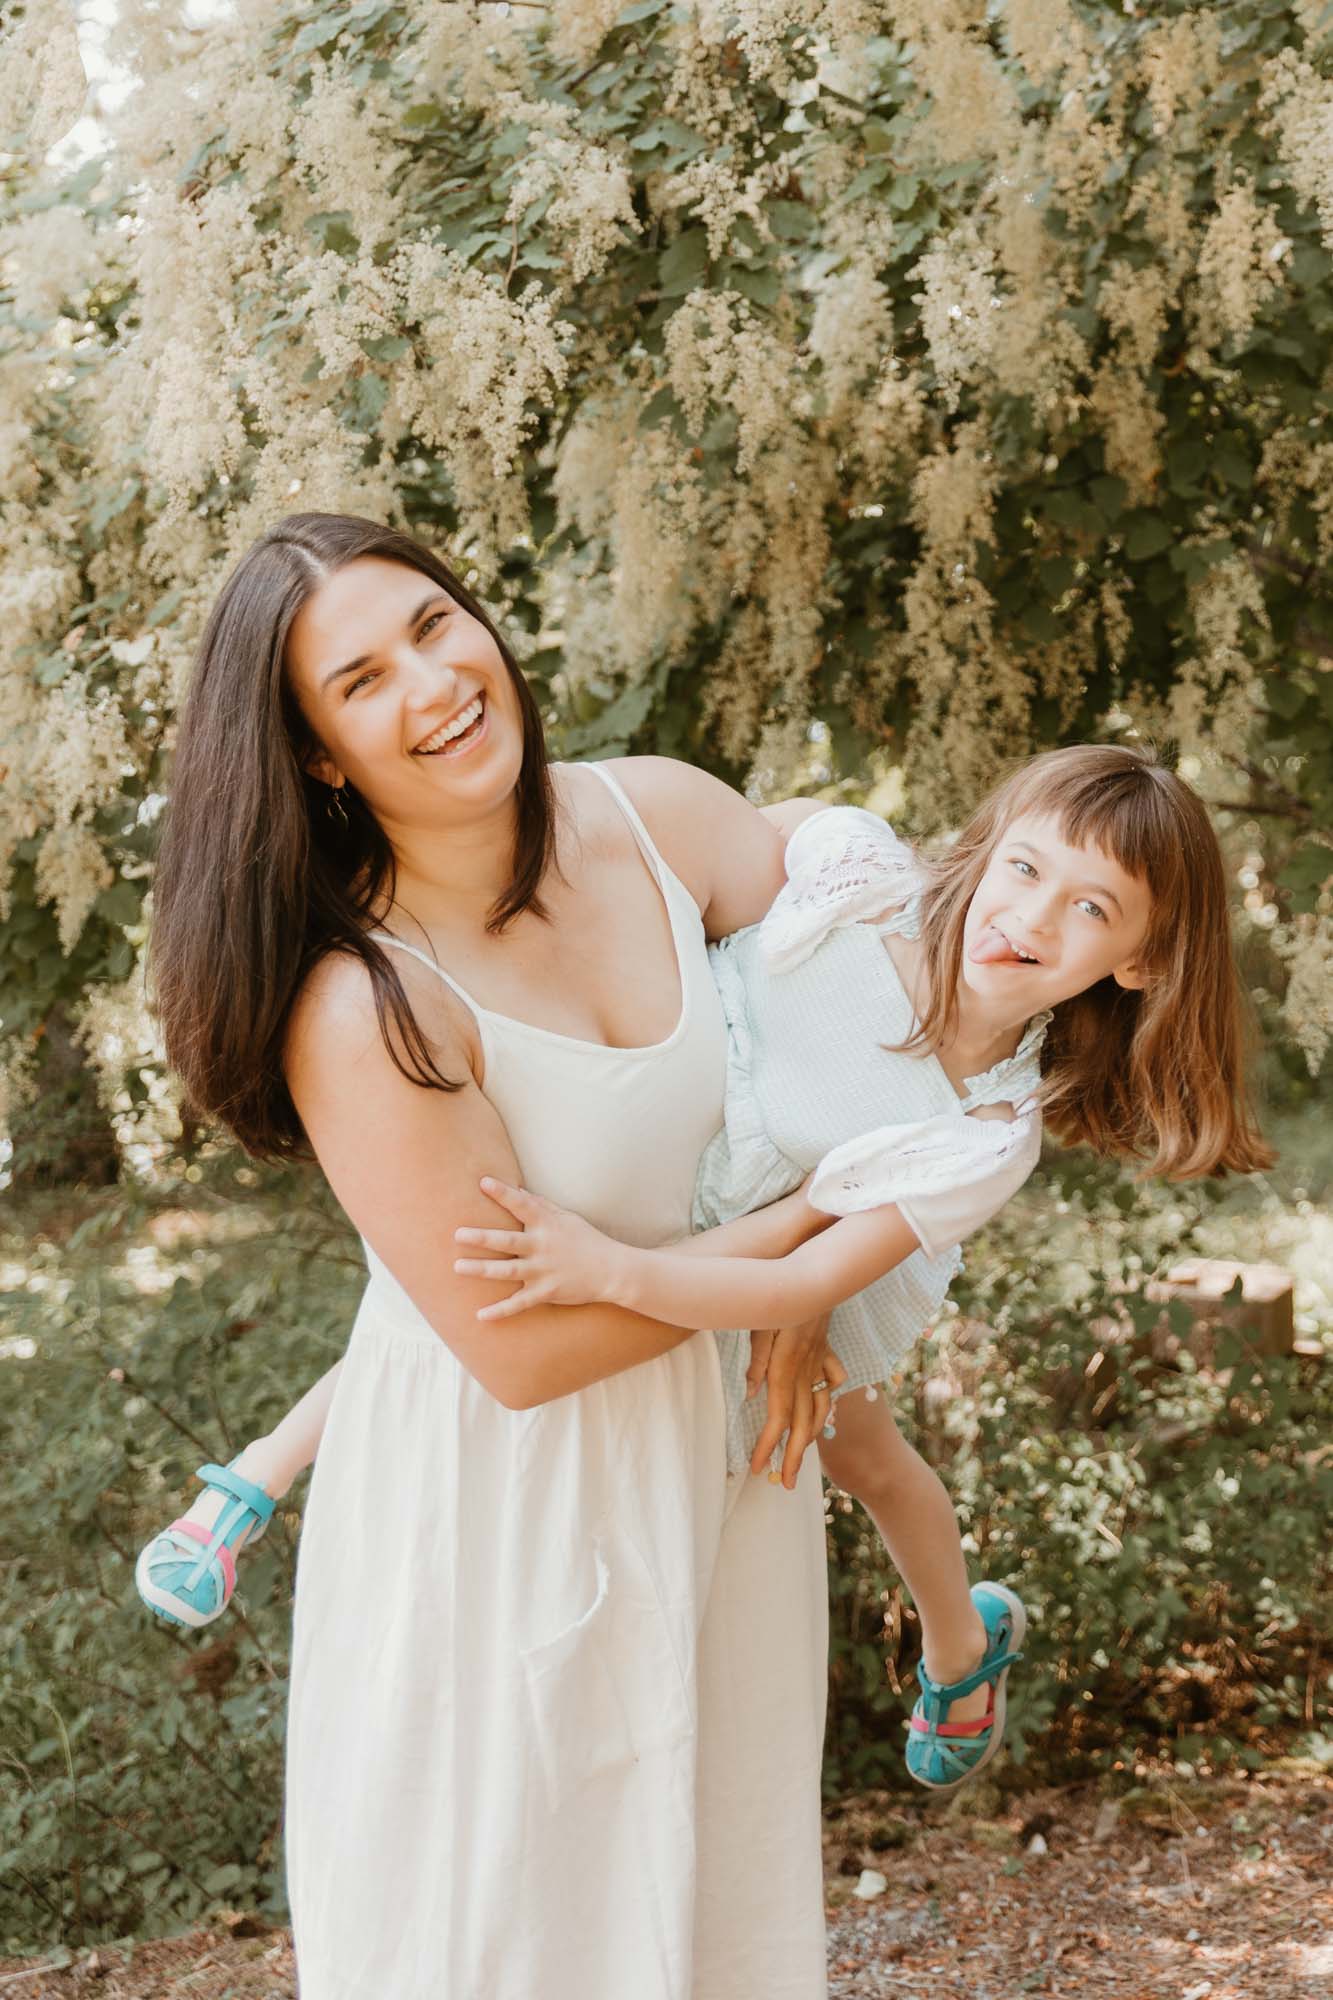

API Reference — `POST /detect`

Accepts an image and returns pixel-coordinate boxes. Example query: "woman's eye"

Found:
[345,670,377,697]
[419,610,449,638]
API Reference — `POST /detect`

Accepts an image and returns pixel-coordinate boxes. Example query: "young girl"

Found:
[137,743,1271,1791]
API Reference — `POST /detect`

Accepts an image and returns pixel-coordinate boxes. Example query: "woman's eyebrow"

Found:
[319,593,446,691]
[1008,840,1125,916]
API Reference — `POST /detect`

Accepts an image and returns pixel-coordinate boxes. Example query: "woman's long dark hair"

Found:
[150,513,557,1162]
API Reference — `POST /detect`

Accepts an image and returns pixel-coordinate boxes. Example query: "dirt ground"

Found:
[2,1775,1328,1999]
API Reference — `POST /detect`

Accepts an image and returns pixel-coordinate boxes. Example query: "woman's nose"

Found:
[399,645,460,705]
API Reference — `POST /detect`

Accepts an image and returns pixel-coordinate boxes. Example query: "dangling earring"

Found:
[327,783,349,828]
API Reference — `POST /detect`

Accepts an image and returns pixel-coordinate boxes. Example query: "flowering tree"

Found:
[2,0,1331,1173]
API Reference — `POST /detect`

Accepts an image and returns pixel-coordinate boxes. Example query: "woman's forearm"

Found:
[482,1298,700,1407]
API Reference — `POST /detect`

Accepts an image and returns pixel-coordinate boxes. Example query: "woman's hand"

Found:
[747,1314,846,1490]
[453,1178,630,1320]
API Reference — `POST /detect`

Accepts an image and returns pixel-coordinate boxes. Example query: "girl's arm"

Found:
[233,1189,833,1493]
[673,1181,835,1261]
[456,1180,920,1330]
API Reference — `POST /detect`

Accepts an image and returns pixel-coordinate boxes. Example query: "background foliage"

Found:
[3,1144,1330,1951]
[1,0,1332,1151]
[2,0,1332,1960]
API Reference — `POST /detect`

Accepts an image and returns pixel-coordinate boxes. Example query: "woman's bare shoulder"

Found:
[596,755,786,935]
[284,942,475,1092]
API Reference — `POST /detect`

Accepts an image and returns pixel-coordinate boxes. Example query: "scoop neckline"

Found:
[371,766,696,1060]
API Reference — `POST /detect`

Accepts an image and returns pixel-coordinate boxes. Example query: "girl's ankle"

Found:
[231,1438,287,1500]
[922,1610,988,1688]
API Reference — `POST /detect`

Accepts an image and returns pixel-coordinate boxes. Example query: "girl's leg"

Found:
[177,1360,343,1548]
[819,1388,990,1725]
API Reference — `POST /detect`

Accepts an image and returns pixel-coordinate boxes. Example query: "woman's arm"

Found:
[456,1181,920,1329]
[606,756,792,939]
[285,951,719,1412]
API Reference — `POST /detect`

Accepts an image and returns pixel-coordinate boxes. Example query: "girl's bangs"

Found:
[1000,755,1178,894]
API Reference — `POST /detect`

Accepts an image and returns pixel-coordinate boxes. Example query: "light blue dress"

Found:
[694,807,1050,1474]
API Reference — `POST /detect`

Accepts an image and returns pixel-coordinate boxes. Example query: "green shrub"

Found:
[3,1133,1329,1949]
[824,1145,1333,1793]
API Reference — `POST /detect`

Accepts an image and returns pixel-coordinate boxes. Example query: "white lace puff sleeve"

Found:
[759,806,924,974]
[808,1105,1043,1261]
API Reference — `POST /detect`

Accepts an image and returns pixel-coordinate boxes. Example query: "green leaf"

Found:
[766,200,815,243]
[360,334,410,362]
[1263,668,1310,721]
[1043,491,1103,536]
[1123,513,1173,561]
[1167,440,1209,491]
[629,119,705,162]
[204,1861,244,1896]
[292,12,353,54]
[1213,448,1252,490]
[838,159,894,205]
[1090,475,1127,523]
[730,263,781,308]
[304,212,359,256]
[96,880,143,927]
[658,229,709,298]
[146,588,185,629]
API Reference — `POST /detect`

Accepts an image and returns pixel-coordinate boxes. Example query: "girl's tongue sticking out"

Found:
[969,926,1030,967]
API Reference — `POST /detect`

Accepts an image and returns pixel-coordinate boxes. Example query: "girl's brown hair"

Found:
[908,743,1274,1179]
[149,513,557,1162]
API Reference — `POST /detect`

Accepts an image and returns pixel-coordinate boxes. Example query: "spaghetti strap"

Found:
[582,761,676,894]
[369,929,480,1015]
[366,762,699,1054]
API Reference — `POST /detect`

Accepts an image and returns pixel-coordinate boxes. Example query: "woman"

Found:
[150,514,835,2000]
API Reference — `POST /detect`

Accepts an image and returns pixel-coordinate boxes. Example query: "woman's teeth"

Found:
[415,696,484,754]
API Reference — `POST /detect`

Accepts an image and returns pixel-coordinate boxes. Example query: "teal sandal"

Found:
[906,1582,1027,1793]
[135,1460,276,1631]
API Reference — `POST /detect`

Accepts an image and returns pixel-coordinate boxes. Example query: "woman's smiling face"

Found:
[961,810,1154,1008]
[285,555,525,828]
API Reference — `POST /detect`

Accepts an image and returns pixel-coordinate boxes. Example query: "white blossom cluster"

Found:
[1,0,1330,1140]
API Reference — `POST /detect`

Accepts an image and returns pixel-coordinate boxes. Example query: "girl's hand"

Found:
[454,1178,628,1320]
[748,1314,846,1490]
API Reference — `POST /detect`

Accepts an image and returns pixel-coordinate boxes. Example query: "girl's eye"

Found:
[1079,900,1108,923]
[345,670,377,697]
[419,609,449,639]
[1008,857,1037,879]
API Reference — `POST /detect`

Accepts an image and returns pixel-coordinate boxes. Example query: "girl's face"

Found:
[285,555,526,828]
[961,811,1153,1009]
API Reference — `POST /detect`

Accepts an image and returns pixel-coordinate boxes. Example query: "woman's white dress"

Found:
[283,764,830,2000]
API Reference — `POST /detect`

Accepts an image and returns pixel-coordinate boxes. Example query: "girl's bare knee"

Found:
[820,1392,906,1503]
